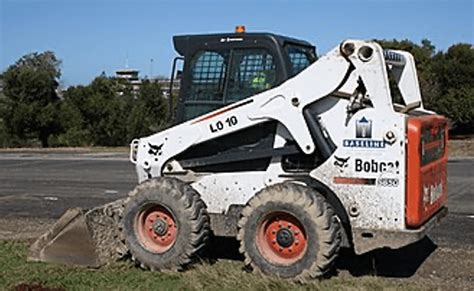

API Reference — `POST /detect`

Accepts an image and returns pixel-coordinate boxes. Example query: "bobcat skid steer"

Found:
[29,28,448,280]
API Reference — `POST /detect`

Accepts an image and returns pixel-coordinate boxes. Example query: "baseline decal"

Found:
[343,116,386,148]
[343,139,385,148]
[355,116,372,138]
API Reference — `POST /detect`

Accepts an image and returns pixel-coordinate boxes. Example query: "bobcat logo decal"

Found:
[148,143,164,156]
[334,156,350,172]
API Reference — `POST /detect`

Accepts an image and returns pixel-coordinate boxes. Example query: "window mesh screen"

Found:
[184,48,277,120]
[287,45,312,76]
[189,51,229,101]
[226,49,276,102]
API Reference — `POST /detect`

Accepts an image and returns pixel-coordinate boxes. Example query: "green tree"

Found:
[127,79,167,140]
[59,76,132,146]
[57,77,167,147]
[2,51,62,147]
[0,73,8,146]
[377,38,439,107]
[53,85,94,146]
[430,43,474,130]
[378,40,474,132]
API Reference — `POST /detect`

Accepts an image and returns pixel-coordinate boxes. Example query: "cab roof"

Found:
[173,32,315,56]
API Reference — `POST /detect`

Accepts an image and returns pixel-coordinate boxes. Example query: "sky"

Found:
[1,0,473,86]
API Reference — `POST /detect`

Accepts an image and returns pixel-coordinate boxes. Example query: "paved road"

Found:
[445,159,474,214]
[0,153,135,219]
[0,153,473,247]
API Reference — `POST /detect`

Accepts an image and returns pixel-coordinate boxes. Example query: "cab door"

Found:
[176,47,281,123]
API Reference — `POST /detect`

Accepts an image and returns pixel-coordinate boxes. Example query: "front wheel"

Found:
[238,182,341,281]
[122,178,210,271]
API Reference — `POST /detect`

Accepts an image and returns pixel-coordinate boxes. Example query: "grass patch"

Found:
[0,241,183,290]
[0,241,425,291]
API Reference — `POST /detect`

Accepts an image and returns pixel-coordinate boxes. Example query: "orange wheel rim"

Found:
[136,205,178,253]
[256,211,307,265]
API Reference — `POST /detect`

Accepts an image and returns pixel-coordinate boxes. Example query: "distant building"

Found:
[154,78,181,99]
[115,69,141,94]
[116,68,139,81]
[114,67,181,98]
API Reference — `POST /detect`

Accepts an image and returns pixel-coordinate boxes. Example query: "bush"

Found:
[55,77,167,147]
[2,52,62,147]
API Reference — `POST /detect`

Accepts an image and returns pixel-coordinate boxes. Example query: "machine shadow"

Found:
[204,236,245,261]
[203,235,437,279]
[335,236,437,278]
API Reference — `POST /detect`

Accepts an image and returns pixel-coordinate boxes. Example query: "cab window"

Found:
[226,49,276,102]
[184,50,229,120]
[184,48,277,120]
[286,44,316,76]
[188,50,229,101]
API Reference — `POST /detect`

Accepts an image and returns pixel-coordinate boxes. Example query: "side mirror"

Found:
[176,70,183,79]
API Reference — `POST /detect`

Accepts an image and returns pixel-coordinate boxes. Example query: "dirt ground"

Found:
[449,138,474,157]
[0,218,56,241]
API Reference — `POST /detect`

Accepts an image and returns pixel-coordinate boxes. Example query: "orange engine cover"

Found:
[406,115,448,227]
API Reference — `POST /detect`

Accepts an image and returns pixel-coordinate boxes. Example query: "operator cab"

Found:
[171,29,317,123]
[168,29,318,173]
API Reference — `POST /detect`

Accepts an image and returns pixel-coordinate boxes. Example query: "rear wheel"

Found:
[238,182,341,281]
[123,178,210,271]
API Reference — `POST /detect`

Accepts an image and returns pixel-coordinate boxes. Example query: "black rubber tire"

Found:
[237,182,341,281]
[122,177,210,271]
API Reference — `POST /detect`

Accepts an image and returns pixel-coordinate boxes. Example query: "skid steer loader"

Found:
[29,28,448,280]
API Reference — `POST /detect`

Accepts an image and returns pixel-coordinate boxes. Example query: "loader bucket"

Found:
[28,199,127,267]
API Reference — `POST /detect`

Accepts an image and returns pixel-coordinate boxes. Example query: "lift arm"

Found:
[131,40,420,182]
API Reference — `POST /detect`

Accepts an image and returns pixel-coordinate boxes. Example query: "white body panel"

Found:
[311,109,407,230]
[131,39,428,236]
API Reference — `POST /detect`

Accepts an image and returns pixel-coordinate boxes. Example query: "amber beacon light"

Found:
[235,25,246,33]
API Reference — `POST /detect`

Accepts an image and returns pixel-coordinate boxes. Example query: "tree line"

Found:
[0,52,167,147]
[378,39,473,133]
[0,39,472,147]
